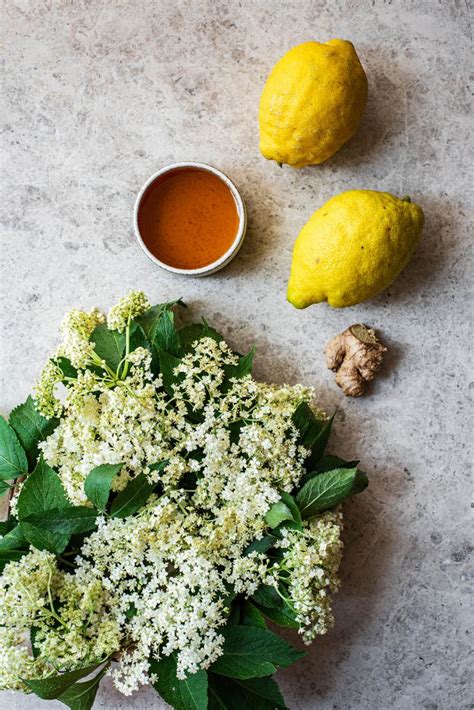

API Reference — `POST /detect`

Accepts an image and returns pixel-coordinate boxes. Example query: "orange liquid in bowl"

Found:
[137,167,240,270]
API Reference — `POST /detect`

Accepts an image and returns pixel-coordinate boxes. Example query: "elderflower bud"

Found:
[33,359,64,418]
[107,291,150,332]
[57,307,105,368]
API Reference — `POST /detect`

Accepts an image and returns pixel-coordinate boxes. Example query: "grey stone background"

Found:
[1,1,472,708]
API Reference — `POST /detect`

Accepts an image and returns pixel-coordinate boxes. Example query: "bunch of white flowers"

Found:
[0,292,368,709]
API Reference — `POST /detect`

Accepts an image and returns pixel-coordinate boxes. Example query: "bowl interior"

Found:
[134,162,247,276]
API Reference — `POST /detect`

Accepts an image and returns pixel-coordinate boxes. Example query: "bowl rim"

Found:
[133,161,247,276]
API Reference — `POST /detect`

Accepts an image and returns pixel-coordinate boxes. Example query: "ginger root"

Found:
[325,324,387,397]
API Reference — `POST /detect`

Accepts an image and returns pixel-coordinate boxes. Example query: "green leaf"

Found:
[0,479,14,496]
[153,311,181,356]
[128,322,151,352]
[151,652,207,710]
[208,674,286,710]
[279,491,302,526]
[291,402,325,450]
[54,357,79,379]
[210,626,304,679]
[225,346,255,381]
[136,300,185,339]
[0,518,15,536]
[240,600,267,629]
[0,523,28,551]
[84,463,122,511]
[244,534,276,556]
[251,584,283,610]
[57,663,109,710]
[24,506,97,536]
[9,396,59,470]
[23,662,104,700]
[90,323,125,371]
[110,468,159,519]
[257,601,299,629]
[296,467,368,518]
[179,321,224,353]
[0,415,28,481]
[312,454,360,472]
[265,501,294,529]
[0,548,27,571]
[300,454,360,486]
[17,457,70,554]
[17,457,69,518]
[158,350,183,395]
[306,413,336,466]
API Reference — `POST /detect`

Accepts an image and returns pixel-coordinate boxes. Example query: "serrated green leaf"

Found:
[17,457,70,554]
[128,322,150,351]
[225,346,255,381]
[17,457,68,517]
[296,467,368,518]
[0,523,28,551]
[208,674,287,710]
[151,652,207,710]
[153,311,181,356]
[291,402,325,450]
[84,463,122,511]
[0,479,14,496]
[24,506,97,536]
[56,663,109,710]
[9,396,59,470]
[240,600,267,629]
[0,415,28,481]
[257,601,299,629]
[265,501,294,529]
[210,626,304,679]
[136,300,185,339]
[110,464,164,518]
[90,323,125,371]
[306,413,336,466]
[251,584,283,610]
[23,662,104,700]
[0,518,15,536]
[158,350,182,395]
[300,454,360,486]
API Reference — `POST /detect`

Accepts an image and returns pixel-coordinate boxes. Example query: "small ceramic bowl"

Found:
[133,162,247,276]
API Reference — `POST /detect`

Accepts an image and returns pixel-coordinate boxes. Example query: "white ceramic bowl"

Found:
[134,162,247,276]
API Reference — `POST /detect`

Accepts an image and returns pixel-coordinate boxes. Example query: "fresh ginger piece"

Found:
[325,324,387,397]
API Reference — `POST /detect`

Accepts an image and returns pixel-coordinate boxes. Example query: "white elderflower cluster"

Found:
[0,549,121,690]
[107,290,150,332]
[273,510,344,642]
[5,295,347,698]
[58,306,105,368]
[73,498,229,692]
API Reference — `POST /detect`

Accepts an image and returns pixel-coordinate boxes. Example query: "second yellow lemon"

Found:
[259,40,368,168]
[287,190,424,308]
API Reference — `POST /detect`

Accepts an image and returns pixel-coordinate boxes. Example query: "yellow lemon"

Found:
[259,40,368,168]
[287,190,424,308]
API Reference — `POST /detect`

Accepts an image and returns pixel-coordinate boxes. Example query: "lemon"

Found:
[259,40,368,168]
[287,190,424,308]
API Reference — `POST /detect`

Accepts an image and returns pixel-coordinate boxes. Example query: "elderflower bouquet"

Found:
[0,291,368,709]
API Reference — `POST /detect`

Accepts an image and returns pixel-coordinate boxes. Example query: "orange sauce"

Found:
[138,167,239,269]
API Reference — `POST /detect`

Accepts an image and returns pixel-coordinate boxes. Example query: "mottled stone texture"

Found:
[0,0,472,708]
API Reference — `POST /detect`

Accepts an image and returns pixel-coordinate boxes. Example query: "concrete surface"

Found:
[1,1,472,708]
